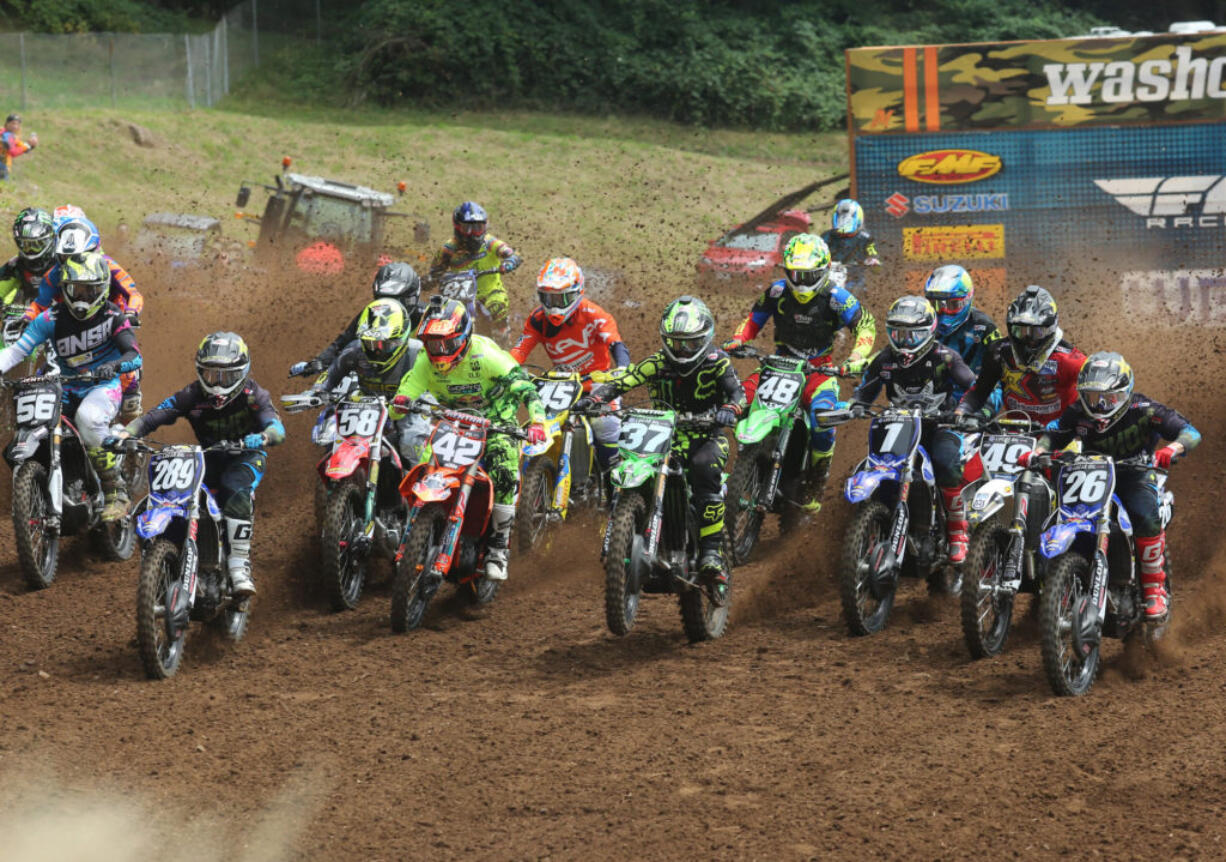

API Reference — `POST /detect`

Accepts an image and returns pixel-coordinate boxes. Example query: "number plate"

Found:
[1059,462,1114,510]
[754,367,805,410]
[869,416,920,459]
[149,451,203,502]
[534,378,581,416]
[440,272,478,305]
[429,421,486,467]
[618,416,673,455]
[336,401,383,440]
[14,383,59,428]
[980,434,1036,479]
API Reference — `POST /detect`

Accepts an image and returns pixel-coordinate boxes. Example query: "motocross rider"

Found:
[819,199,881,267]
[947,285,1088,564]
[428,201,522,344]
[1021,352,1198,621]
[0,208,57,310]
[510,256,630,469]
[722,233,876,513]
[24,213,145,422]
[579,295,746,590]
[0,253,142,521]
[290,261,424,378]
[923,264,1000,396]
[115,332,286,598]
[389,296,547,582]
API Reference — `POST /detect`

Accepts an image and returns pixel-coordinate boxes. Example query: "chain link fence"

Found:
[0,0,333,111]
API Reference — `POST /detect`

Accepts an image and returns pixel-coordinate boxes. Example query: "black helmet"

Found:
[659,295,715,368]
[196,331,251,407]
[13,207,55,269]
[1006,285,1060,370]
[372,262,422,326]
[1077,351,1134,431]
[885,295,937,367]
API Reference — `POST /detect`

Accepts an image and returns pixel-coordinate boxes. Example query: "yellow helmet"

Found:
[358,298,410,372]
[781,233,831,302]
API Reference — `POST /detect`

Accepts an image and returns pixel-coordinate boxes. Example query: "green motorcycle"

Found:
[600,406,732,643]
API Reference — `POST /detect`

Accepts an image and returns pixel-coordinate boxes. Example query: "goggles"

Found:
[887,326,929,350]
[455,221,486,237]
[664,335,705,359]
[362,336,400,363]
[931,295,970,316]
[787,267,826,288]
[17,236,50,257]
[1010,323,1051,346]
[198,366,244,389]
[63,281,105,305]
[424,333,465,358]
[538,287,581,310]
[1082,389,1127,415]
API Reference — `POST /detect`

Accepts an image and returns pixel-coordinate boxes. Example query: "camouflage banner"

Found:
[848,32,1226,134]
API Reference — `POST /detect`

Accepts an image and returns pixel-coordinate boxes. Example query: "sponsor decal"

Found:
[902,225,1005,261]
[1121,270,1226,325]
[1095,176,1226,227]
[897,150,1002,185]
[884,192,1009,218]
[1044,47,1226,106]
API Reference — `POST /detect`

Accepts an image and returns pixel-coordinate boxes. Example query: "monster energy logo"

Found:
[1045,46,1226,106]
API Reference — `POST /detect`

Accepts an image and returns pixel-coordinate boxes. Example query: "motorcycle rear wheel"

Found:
[321,477,369,611]
[136,538,188,679]
[390,503,447,633]
[961,522,1015,659]
[839,501,895,636]
[1039,553,1099,696]
[13,460,59,590]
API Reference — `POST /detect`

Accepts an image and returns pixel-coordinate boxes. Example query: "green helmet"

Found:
[659,295,715,367]
[781,233,832,302]
[60,252,110,320]
[13,207,54,267]
[358,298,411,372]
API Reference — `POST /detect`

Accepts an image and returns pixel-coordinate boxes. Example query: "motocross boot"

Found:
[799,452,833,514]
[696,498,728,599]
[485,503,515,581]
[225,517,257,598]
[91,448,129,522]
[940,486,969,565]
[1136,533,1169,621]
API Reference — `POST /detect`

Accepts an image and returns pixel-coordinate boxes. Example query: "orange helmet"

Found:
[536,256,584,325]
[417,296,472,373]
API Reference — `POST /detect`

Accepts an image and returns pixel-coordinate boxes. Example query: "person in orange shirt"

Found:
[510,257,630,468]
[0,114,36,181]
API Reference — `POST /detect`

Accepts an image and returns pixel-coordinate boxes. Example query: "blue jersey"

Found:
[936,306,1000,403]
[16,303,141,394]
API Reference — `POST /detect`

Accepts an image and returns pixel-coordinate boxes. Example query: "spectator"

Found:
[1,114,37,181]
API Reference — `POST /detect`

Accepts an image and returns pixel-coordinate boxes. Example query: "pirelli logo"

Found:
[902,225,1005,261]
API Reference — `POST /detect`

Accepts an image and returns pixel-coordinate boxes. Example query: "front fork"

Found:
[430,461,478,581]
[169,517,201,636]
[47,424,64,524]
[552,425,575,518]
[759,418,794,511]
[999,482,1032,592]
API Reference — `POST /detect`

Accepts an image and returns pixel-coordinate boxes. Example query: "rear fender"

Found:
[1040,519,1096,559]
[967,477,1015,527]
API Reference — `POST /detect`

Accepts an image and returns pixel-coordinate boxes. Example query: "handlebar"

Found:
[105,437,251,455]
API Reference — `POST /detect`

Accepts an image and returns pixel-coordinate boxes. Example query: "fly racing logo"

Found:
[1094,176,1226,228]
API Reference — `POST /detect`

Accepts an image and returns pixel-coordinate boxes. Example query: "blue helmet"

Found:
[832,199,864,236]
[54,216,101,263]
[452,200,488,249]
[924,264,974,334]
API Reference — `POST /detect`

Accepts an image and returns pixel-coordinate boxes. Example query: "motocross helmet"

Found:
[924,264,974,335]
[358,298,412,372]
[12,207,55,268]
[371,262,423,327]
[54,216,101,264]
[52,204,87,232]
[781,233,831,303]
[60,252,110,320]
[195,331,251,407]
[1006,285,1061,371]
[452,201,488,253]
[885,296,938,367]
[536,256,584,325]
[1077,351,1134,431]
[659,295,715,369]
[418,295,473,373]
[832,199,864,237]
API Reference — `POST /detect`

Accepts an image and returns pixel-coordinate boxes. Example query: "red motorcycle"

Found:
[389,407,525,632]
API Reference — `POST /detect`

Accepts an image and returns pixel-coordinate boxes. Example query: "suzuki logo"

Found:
[1095,176,1226,227]
[885,192,910,217]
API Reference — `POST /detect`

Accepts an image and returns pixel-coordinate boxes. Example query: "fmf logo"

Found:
[902,225,1005,261]
[897,150,1002,185]
[884,192,1009,218]
[1094,176,1226,228]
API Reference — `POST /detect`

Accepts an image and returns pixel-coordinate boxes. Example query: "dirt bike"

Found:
[282,374,356,526]
[389,407,526,632]
[120,439,251,679]
[434,267,509,345]
[827,261,877,295]
[727,346,845,564]
[600,407,732,643]
[282,388,418,610]
[4,366,140,589]
[1035,449,1174,697]
[816,403,956,636]
[516,368,608,552]
[958,413,1055,659]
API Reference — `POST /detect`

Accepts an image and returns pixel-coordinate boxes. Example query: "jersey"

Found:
[428,235,518,322]
[323,339,423,399]
[853,344,975,417]
[510,298,630,384]
[0,255,52,306]
[820,229,879,265]
[392,334,544,426]
[25,255,143,321]
[734,279,876,362]
[0,302,141,393]
[595,349,746,417]
[960,337,1086,422]
[1,130,32,171]
[1045,394,1197,462]
[128,378,286,450]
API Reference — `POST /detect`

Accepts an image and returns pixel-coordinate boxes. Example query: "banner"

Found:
[848,32,1226,134]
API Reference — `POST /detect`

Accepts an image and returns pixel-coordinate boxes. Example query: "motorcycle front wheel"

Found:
[136,538,188,679]
[516,456,556,553]
[390,503,447,633]
[604,492,647,636]
[839,501,895,636]
[961,522,1015,659]
[13,460,59,590]
[321,477,369,611]
[1039,552,1100,696]
[678,533,732,643]
[728,447,768,565]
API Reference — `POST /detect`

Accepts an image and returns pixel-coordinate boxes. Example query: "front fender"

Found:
[412,471,460,503]
[967,477,1015,527]
[137,504,187,540]
[845,468,897,504]
[521,416,563,459]
[1040,519,1096,559]
[611,456,657,490]
[322,438,370,480]
[735,408,782,445]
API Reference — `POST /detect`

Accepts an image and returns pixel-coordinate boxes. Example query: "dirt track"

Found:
[1,263,1225,861]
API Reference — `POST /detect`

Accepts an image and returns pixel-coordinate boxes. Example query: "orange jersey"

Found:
[511,298,625,380]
